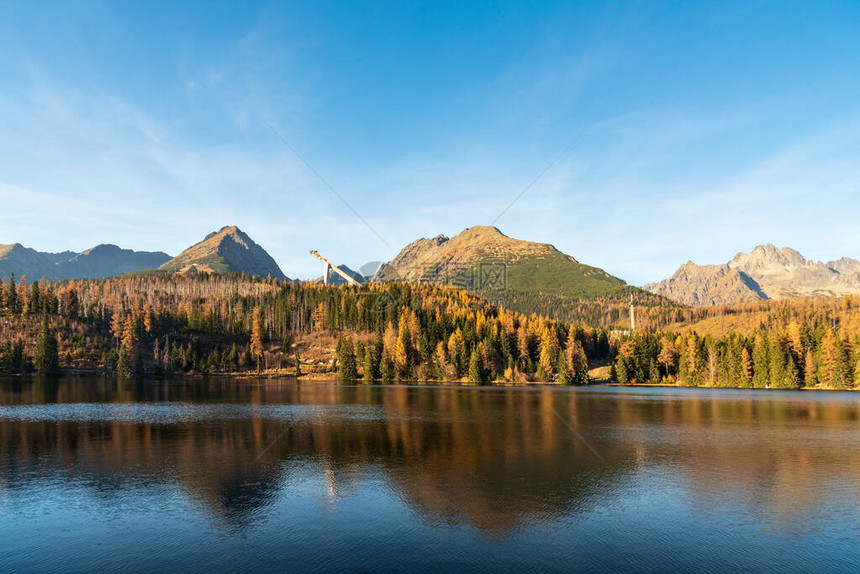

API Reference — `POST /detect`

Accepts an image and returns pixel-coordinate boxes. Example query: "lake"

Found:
[1,377,859,572]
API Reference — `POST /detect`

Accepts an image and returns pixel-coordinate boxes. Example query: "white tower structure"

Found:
[629,293,636,332]
[310,251,362,286]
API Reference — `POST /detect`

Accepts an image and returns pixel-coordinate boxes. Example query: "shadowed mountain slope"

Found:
[0,243,62,280]
[56,245,170,278]
[0,243,169,281]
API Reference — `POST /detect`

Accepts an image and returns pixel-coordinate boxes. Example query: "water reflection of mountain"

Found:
[1,379,859,535]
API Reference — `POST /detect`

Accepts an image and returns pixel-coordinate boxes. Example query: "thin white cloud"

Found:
[1,8,858,287]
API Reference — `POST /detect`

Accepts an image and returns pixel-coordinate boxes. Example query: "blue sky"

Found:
[0,1,858,283]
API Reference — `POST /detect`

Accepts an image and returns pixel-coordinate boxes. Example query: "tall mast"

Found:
[629,293,635,332]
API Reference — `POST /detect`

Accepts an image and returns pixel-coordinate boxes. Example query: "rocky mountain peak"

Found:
[730,244,806,277]
[463,225,505,238]
[160,226,286,279]
[204,225,249,245]
[647,245,860,306]
[829,257,860,275]
[78,244,121,256]
[0,243,25,256]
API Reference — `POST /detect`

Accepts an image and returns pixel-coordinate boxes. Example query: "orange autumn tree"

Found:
[250,306,264,372]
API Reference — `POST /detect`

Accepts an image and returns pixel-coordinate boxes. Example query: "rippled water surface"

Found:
[1,377,860,572]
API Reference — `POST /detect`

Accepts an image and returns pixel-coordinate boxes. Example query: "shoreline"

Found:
[6,370,857,392]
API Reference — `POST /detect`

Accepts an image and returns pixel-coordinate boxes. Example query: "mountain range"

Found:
[4,225,858,312]
[645,244,860,306]
[0,225,287,282]
[0,242,171,281]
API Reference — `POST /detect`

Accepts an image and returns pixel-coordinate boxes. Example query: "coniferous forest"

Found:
[1,272,859,389]
[0,273,598,384]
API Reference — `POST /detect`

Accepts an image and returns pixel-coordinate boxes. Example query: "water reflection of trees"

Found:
[1,380,859,535]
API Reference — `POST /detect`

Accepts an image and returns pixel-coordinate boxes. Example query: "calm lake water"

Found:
[1,377,859,572]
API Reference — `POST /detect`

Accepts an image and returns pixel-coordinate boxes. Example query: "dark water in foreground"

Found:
[1,378,859,572]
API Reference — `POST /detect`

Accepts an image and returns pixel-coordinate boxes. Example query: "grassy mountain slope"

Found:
[504,251,628,298]
[375,226,628,297]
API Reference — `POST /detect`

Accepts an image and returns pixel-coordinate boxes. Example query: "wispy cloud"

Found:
[1,3,858,284]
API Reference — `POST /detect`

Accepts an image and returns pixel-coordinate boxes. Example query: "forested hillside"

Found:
[612,296,860,388]
[2,273,859,390]
[498,290,686,331]
[0,274,603,384]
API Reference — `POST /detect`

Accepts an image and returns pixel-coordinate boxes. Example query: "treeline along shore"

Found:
[0,273,859,389]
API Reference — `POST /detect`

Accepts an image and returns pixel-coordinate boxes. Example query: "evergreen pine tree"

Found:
[720,339,740,388]
[337,336,358,382]
[380,356,394,383]
[768,338,787,388]
[116,351,127,376]
[752,334,770,388]
[833,348,852,389]
[556,354,572,385]
[28,282,41,315]
[468,348,485,384]
[11,340,25,374]
[34,316,60,377]
[648,359,661,384]
[854,360,860,389]
[294,351,302,378]
[819,330,841,388]
[363,348,375,384]
[0,342,8,373]
[373,332,384,375]
[616,357,630,384]
[6,274,18,313]
[784,353,801,389]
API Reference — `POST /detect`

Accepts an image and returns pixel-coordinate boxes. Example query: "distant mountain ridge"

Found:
[0,242,171,281]
[1,226,287,282]
[57,245,172,278]
[159,225,288,280]
[645,244,860,306]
